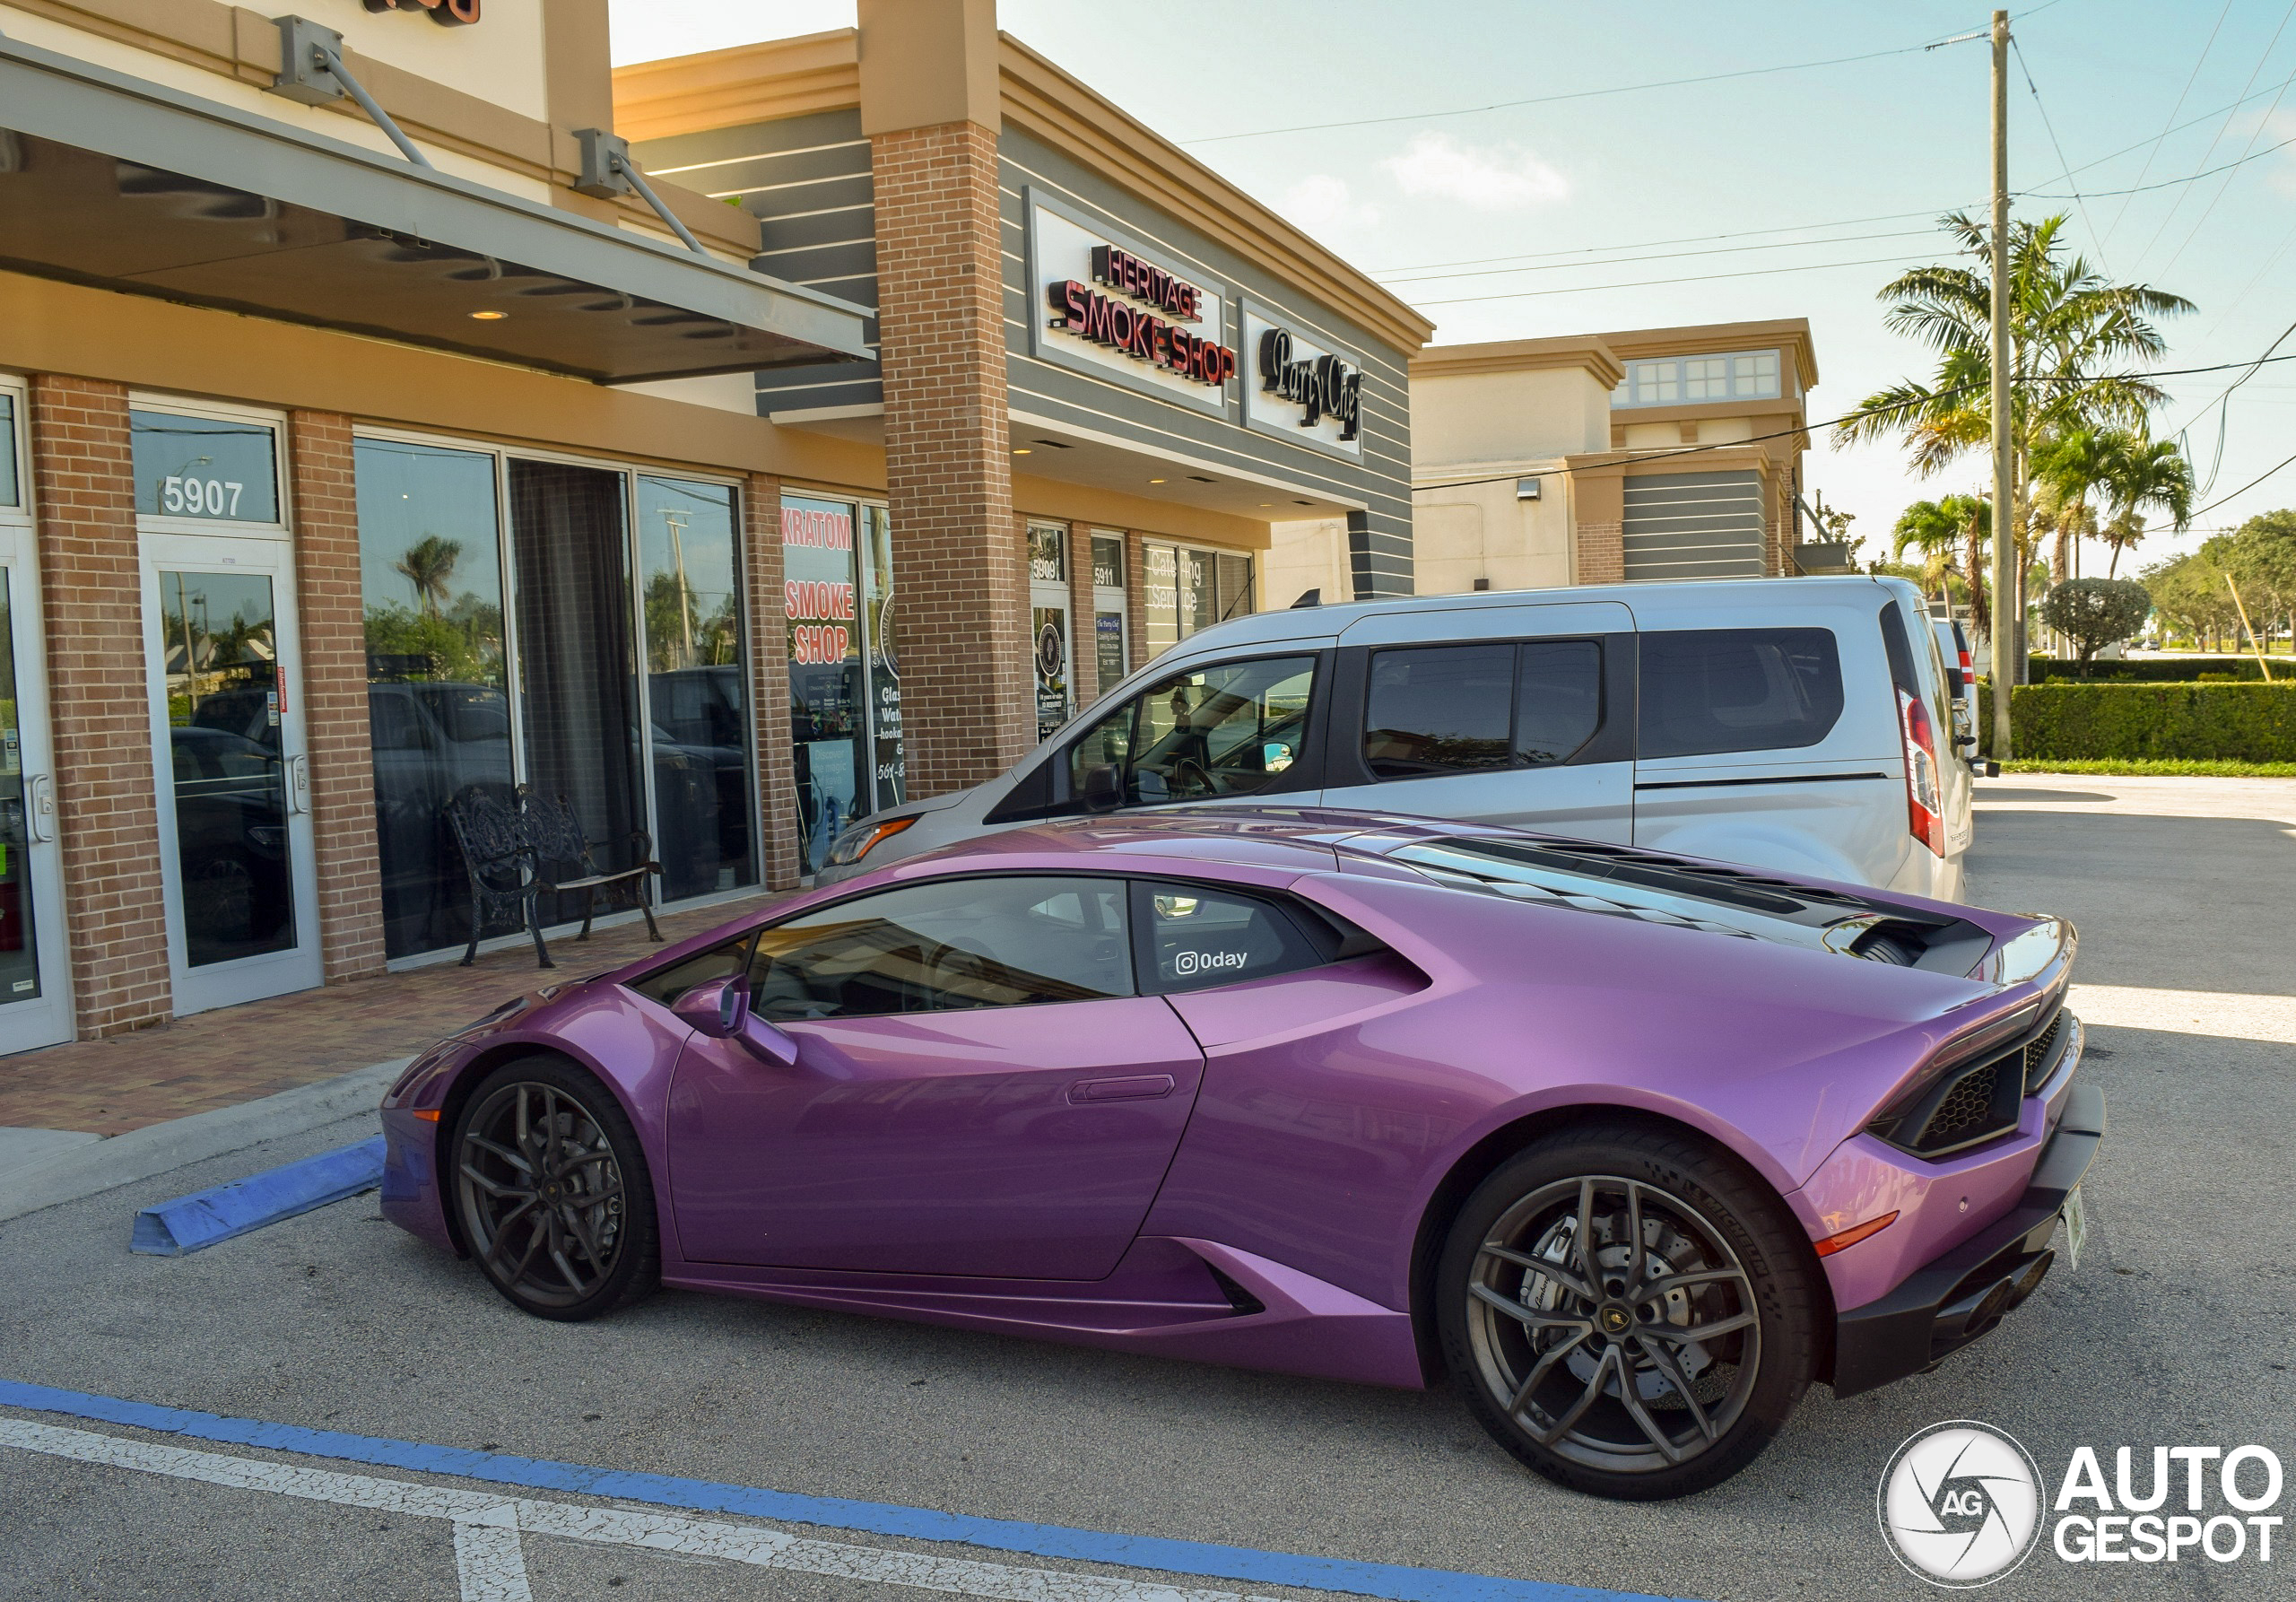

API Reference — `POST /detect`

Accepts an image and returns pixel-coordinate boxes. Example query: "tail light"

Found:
[1899,687,1946,855]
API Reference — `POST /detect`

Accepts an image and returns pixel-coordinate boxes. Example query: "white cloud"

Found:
[1275,174,1381,237]
[1378,131,1570,211]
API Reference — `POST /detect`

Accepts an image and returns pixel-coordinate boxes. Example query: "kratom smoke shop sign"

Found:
[1027,190,1234,419]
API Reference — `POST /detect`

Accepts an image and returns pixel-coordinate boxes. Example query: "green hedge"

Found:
[1976,682,2296,762]
[2024,656,2270,682]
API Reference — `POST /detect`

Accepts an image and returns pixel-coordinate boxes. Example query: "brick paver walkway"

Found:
[0,896,781,1138]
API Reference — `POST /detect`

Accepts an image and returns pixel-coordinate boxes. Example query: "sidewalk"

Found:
[0,895,778,1140]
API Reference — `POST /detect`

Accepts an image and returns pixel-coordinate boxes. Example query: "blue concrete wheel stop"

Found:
[130,1136,387,1256]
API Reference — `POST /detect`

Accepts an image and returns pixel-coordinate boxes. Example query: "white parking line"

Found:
[0,1416,1280,1602]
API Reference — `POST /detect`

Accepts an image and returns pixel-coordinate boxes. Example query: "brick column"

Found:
[870,118,1031,797]
[286,412,387,984]
[743,473,801,889]
[1064,520,1095,702]
[28,376,170,1036]
[1568,466,1627,587]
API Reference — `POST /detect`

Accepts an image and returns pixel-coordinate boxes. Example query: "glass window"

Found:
[1364,645,1514,777]
[1066,695,1133,798]
[1032,605,1072,741]
[1125,655,1314,804]
[1517,640,1604,765]
[1094,609,1127,692]
[1683,357,1727,401]
[1733,351,1780,396]
[1137,882,1324,994]
[356,439,512,959]
[1631,364,1679,405]
[509,460,645,932]
[860,504,905,809]
[1144,544,1179,657]
[1028,524,1066,583]
[783,493,866,875]
[627,927,758,1010]
[1639,628,1844,759]
[0,567,41,1002]
[0,393,17,509]
[1213,552,1255,625]
[1183,549,1217,635]
[637,476,756,902]
[130,409,279,523]
[749,875,1132,1021]
[1091,535,1125,590]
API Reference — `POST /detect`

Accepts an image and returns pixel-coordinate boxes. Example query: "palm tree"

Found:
[394,535,462,618]
[1892,496,1971,599]
[2099,435,2194,577]
[1836,212,2193,672]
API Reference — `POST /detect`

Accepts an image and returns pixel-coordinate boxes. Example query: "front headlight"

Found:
[827,814,917,867]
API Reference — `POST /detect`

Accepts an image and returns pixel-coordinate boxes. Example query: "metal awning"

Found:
[0,34,872,385]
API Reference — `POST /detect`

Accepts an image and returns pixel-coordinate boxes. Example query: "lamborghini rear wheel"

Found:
[1436,1124,1820,1500]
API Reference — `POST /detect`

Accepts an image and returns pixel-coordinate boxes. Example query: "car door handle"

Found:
[1067,1074,1176,1104]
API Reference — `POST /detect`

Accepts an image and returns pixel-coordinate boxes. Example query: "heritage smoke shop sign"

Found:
[1242,304,1364,460]
[1028,191,1235,418]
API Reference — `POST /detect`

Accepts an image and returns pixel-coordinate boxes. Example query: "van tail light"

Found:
[1899,687,1946,856]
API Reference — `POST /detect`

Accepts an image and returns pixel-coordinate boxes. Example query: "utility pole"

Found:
[1987,8,2015,761]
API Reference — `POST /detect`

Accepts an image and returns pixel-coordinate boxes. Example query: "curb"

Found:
[0,1058,410,1225]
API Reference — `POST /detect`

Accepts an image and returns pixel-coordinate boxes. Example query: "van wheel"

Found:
[1436,1124,1819,1500]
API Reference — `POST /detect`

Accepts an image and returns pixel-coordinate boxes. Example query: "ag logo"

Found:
[1879,1421,2045,1587]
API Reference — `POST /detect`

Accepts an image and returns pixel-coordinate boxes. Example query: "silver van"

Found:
[822,576,1973,900]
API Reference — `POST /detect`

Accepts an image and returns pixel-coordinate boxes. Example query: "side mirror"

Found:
[672,974,799,1066]
[1080,762,1125,813]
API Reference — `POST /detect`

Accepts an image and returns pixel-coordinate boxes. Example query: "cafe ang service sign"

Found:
[1028,189,1236,418]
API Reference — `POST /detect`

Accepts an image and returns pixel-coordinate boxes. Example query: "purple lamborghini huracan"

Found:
[379,808,2100,1499]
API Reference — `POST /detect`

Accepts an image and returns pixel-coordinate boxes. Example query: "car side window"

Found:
[1361,639,1604,778]
[1069,656,1316,807]
[627,927,758,1009]
[746,875,1134,1022]
[1134,880,1327,994]
[1638,628,1843,759]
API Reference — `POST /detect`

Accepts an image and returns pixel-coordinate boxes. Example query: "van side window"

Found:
[1067,657,1316,806]
[1365,645,1513,775]
[1517,640,1603,765]
[1363,640,1604,778]
[1638,629,1844,758]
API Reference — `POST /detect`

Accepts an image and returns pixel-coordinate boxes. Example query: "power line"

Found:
[1367,208,1963,275]
[2098,0,2233,246]
[2156,59,2296,278]
[1405,252,1932,308]
[2022,131,2296,198]
[2192,444,2296,517]
[1178,30,1981,146]
[2023,72,2296,195]
[2011,38,2107,266]
[2127,2,2296,273]
[1377,229,1941,287]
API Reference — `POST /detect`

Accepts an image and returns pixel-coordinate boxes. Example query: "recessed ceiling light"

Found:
[469,309,508,321]
[1148,477,1166,484]
[1013,448,1032,455]
[1258,502,1273,508]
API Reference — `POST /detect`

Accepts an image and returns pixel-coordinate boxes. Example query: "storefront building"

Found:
[0,0,1424,1049]
[614,2,1429,871]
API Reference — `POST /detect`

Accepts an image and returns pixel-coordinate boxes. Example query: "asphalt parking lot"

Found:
[2,773,2292,1602]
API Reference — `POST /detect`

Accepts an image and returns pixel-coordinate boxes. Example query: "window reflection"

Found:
[637,476,756,900]
[355,439,512,958]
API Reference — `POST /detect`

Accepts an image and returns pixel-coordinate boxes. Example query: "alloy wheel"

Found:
[455,1079,628,1310]
[1464,1174,1762,1475]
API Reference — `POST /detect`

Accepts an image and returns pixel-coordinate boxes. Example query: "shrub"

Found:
[1977,682,2296,762]
[2038,578,2152,660]
[2025,655,2266,682]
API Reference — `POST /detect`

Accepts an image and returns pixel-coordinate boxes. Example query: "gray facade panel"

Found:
[1623,470,1763,583]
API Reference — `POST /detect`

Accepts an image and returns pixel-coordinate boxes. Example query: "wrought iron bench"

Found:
[443,783,664,969]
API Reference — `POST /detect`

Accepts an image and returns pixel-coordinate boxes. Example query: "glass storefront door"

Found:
[141,534,322,1012]
[0,498,73,1053]
[1027,523,1073,741]
[1089,531,1128,698]
[784,493,866,874]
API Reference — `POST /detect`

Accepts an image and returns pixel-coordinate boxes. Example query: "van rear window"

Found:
[1638,629,1843,758]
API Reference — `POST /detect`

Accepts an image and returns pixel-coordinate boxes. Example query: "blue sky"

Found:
[614,2,2296,574]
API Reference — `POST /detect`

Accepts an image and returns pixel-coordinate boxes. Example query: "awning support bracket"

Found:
[267,15,432,170]
[573,128,709,257]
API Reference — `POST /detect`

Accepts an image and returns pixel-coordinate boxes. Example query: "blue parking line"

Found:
[0,1380,1693,1602]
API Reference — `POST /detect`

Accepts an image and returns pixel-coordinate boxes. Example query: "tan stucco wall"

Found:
[1264,516,1352,609]
[1413,365,1613,472]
